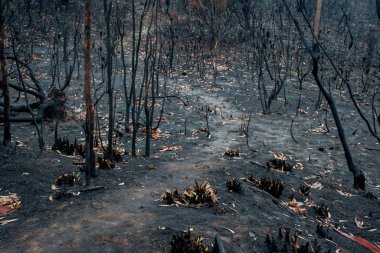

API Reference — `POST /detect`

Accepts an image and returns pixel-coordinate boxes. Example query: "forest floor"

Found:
[0,54,380,252]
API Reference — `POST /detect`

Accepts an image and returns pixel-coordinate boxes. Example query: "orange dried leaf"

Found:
[0,194,21,217]
[287,198,307,216]
[330,226,380,253]
[151,129,159,140]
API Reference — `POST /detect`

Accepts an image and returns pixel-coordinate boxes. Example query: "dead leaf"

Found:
[306,125,328,134]
[51,184,59,190]
[224,149,239,157]
[159,145,181,151]
[287,198,307,216]
[151,129,159,140]
[298,108,307,114]
[220,226,235,234]
[0,218,18,225]
[355,217,364,229]
[273,152,287,160]
[307,182,323,189]
[294,162,304,170]
[0,194,21,217]
[337,190,355,197]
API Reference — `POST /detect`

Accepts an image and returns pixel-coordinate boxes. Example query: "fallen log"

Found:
[0,90,65,123]
[0,101,60,123]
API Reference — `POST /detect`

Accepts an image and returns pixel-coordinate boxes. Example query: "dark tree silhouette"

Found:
[0,0,11,146]
[282,0,366,190]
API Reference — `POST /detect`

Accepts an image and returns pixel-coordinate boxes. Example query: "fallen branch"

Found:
[0,101,40,112]
[68,185,105,194]
[0,100,63,123]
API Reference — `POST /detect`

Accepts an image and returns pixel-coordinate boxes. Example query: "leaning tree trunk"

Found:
[84,0,96,185]
[281,0,365,190]
[0,0,11,146]
[311,58,365,190]
[310,0,364,190]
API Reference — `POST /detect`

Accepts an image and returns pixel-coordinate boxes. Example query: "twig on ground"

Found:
[221,203,238,214]
[68,185,105,194]
[220,226,235,234]
[249,161,266,168]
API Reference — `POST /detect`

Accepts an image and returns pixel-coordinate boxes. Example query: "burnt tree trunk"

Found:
[282,0,365,190]
[84,0,96,185]
[104,0,114,161]
[0,0,11,146]
[131,0,138,156]
[312,0,322,53]
[311,58,365,190]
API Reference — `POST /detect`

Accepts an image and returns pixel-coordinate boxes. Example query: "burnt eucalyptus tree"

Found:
[103,0,116,161]
[282,0,366,190]
[130,0,154,156]
[83,0,96,184]
[115,3,130,133]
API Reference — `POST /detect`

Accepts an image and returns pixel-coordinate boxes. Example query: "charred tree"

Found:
[282,0,365,190]
[312,0,322,53]
[311,58,365,190]
[115,5,131,133]
[0,0,11,146]
[131,0,138,156]
[103,0,114,161]
[130,0,153,156]
[83,0,96,184]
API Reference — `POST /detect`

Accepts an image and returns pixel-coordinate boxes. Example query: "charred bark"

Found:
[83,0,96,184]
[103,0,114,161]
[0,0,11,145]
[282,0,365,190]
[311,58,365,190]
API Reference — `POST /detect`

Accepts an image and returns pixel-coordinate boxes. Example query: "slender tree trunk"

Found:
[0,0,11,146]
[242,0,251,29]
[118,21,131,133]
[104,0,114,161]
[131,0,137,156]
[377,0,380,21]
[130,0,153,157]
[312,0,323,53]
[84,0,96,184]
